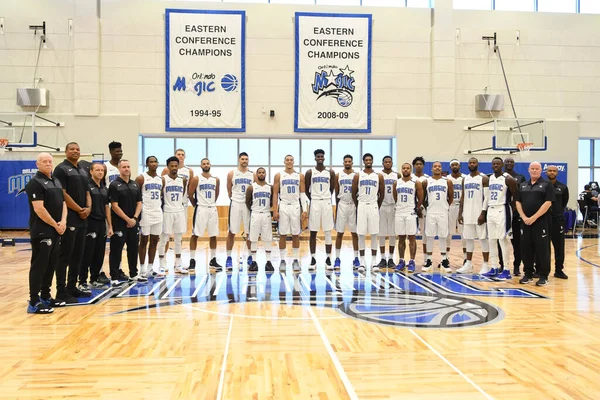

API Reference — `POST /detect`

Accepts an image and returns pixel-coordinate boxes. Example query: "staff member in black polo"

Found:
[502,157,526,275]
[53,142,92,301]
[516,162,555,286]
[546,165,569,280]
[109,159,146,283]
[78,162,113,289]
[25,153,68,314]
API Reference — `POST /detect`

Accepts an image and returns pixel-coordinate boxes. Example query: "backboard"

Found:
[0,112,37,148]
[492,118,547,152]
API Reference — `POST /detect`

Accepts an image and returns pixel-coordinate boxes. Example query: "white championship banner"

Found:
[166,9,245,132]
[295,12,371,133]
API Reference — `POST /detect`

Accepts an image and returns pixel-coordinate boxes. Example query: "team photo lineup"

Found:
[25,140,568,314]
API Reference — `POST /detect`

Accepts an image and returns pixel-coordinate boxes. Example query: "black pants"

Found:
[30,234,60,303]
[56,225,86,292]
[498,214,522,272]
[550,216,565,273]
[521,217,551,278]
[79,218,107,283]
[109,224,139,278]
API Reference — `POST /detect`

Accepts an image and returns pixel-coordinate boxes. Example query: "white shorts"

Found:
[425,213,449,238]
[308,199,334,232]
[379,204,395,236]
[249,212,273,242]
[163,211,187,235]
[140,222,162,236]
[278,203,301,236]
[448,204,463,235]
[335,202,356,233]
[357,203,379,236]
[463,224,488,240]
[229,201,250,235]
[487,205,512,239]
[395,213,418,236]
[192,206,219,237]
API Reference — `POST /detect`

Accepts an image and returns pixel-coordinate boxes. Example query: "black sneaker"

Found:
[533,272,540,279]
[40,297,66,308]
[376,258,387,269]
[387,259,395,269]
[513,268,521,276]
[56,290,79,304]
[69,287,92,298]
[519,276,533,284]
[78,282,91,292]
[536,277,548,286]
[554,271,568,279]
[27,300,54,314]
[97,272,111,285]
[325,257,332,266]
[265,261,274,272]
[91,280,107,288]
[249,261,259,272]
[311,257,317,266]
[118,270,132,282]
[209,257,223,272]
[440,258,451,272]
[189,259,196,271]
[422,259,433,272]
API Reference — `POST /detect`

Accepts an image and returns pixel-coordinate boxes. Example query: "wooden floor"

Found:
[1,236,600,399]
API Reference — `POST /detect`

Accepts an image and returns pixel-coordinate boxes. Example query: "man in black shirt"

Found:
[109,159,146,284]
[25,153,68,314]
[79,162,113,289]
[546,166,569,279]
[53,142,92,302]
[516,162,555,286]
[503,157,526,276]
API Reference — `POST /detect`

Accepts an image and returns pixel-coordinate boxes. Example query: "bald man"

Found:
[515,162,555,286]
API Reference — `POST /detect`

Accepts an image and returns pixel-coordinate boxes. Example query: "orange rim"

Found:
[516,142,533,151]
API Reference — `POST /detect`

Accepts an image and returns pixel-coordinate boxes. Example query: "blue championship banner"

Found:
[166,9,245,132]
[295,12,372,133]
[0,160,36,229]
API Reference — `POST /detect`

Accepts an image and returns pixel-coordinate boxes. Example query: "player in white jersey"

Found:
[226,152,254,269]
[104,141,122,187]
[375,156,399,271]
[334,155,360,270]
[188,158,222,272]
[447,160,467,263]
[245,167,274,273]
[305,149,336,270]
[411,156,430,262]
[457,157,490,275]
[484,157,518,280]
[135,156,163,277]
[393,163,424,273]
[157,157,188,275]
[352,153,385,272]
[421,162,454,272]
[273,155,309,272]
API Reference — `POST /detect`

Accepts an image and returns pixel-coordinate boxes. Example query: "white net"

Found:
[516,142,533,159]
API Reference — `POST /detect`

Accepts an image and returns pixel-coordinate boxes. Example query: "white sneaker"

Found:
[132,275,148,282]
[326,264,334,271]
[479,263,491,275]
[457,261,473,274]
[175,266,189,274]
[157,267,166,277]
[372,266,380,272]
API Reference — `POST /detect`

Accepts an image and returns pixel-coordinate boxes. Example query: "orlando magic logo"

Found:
[311,65,355,107]
[8,173,34,196]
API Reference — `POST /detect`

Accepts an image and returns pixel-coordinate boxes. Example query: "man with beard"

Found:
[334,155,360,269]
[53,142,92,302]
[421,162,454,272]
[457,158,490,275]
[546,165,569,279]
[352,153,385,272]
[375,156,398,270]
[189,158,222,272]
[305,149,335,270]
[226,152,254,269]
[503,157,526,275]
[412,156,429,263]
[447,160,467,263]
[393,163,424,273]
[245,167,274,272]
[136,156,163,277]
[104,141,122,187]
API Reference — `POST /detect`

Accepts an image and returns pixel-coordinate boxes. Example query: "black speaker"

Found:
[270,110,275,118]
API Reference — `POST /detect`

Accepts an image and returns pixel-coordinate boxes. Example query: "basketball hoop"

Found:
[0,138,8,154]
[516,142,533,158]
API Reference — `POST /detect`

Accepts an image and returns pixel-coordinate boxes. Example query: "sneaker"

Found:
[78,282,91,292]
[210,257,223,272]
[156,267,166,277]
[535,277,548,286]
[189,259,196,271]
[247,255,253,266]
[513,268,521,276]
[308,261,316,271]
[395,259,406,272]
[533,272,540,279]
[495,270,512,281]
[132,275,149,282]
[421,259,433,273]
[97,272,111,285]
[334,257,341,269]
[482,268,498,278]
[440,259,451,273]
[27,300,54,314]
[310,257,317,266]
[407,260,416,273]
[225,256,233,270]
[353,257,360,268]
[326,262,334,271]
[357,265,366,274]
[91,280,107,288]
[387,259,396,269]
[554,271,568,279]
[249,261,259,272]
[265,261,274,272]
[175,266,189,275]
[376,258,387,269]
[479,264,491,275]
[292,259,300,272]
[519,275,533,284]
[40,297,66,308]
[457,261,473,274]
[325,257,332,267]
[279,260,287,271]
[373,265,380,272]
[69,287,92,298]
[56,291,78,304]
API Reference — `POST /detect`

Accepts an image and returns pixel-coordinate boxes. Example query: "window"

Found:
[453,0,492,10]
[332,139,361,167]
[240,138,269,166]
[271,139,300,166]
[144,138,174,167]
[207,138,237,165]
[537,0,576,13]
[301,139,330,166]
[175,138,206,164]
[362,139,393,169]
[580,0,600,13]
[407,0,430,7]
[580,139,591,166]
[494,0,535,11]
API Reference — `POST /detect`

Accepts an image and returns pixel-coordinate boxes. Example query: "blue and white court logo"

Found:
[311,65,355,107]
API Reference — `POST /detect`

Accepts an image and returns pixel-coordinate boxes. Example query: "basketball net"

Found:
[516,142,533,158]
[0,138,8,154]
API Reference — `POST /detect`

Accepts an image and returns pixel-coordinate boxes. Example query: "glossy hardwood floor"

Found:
[1,235,600,399]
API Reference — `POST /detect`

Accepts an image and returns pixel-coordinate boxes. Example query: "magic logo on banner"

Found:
[165,9,245,132]
[0,160,36,229]
[295,13,372,133]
